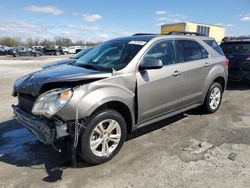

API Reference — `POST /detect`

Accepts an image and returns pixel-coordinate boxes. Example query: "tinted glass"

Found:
[204,40,224,55]
[143,40,176,66]
[71,47,93,59]
[179,40,207,62]
[220,43,250,54]
[75,40,145,71]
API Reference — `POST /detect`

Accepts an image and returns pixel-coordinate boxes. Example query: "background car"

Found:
[12,46,43,57]
[60,47,69,55]
[68,46,82,54]
[220,37,250,82]
[0,46,6,55]
[44,45,63,55]
[42,47,93,69]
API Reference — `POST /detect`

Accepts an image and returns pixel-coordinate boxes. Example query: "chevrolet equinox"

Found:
[12,33,228,164]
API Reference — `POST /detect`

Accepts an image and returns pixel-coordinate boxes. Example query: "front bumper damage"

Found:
[12,104,55,145]
[12,104,86,167]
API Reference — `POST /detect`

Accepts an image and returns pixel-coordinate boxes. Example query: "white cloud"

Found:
[157,22,165,26]
[158,17,185,23]
[67,24,100,31]
[83,14,102,22]
[0,19,50,39]
[215,23,234,27]
[240,16,250,22]
[156,11,167,15]
[157,12,188,25]
[99,34,109,38]
[25,5,63,16]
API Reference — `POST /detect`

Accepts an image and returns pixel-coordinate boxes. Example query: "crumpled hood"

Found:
[14,64,111,96]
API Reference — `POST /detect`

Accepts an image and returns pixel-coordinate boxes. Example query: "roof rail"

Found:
[221,36,250,43]
[167,31,205,36]
[132,33,157,36]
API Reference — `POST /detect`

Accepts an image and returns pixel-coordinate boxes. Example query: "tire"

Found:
[56,51,60,56]
[79,110,127,165]
[203,82,223,114]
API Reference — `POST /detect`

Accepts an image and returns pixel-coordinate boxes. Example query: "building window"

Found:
[197,25,210,36]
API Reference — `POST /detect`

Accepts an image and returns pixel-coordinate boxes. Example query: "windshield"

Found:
[75,40,145,71]
[70,47,93,59]
[221,43,250,54]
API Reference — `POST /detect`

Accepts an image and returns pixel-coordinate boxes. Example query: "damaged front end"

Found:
[12,88,76,145]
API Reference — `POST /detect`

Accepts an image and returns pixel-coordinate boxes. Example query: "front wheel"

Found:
[79,110,127,165]
[203,82,223,113]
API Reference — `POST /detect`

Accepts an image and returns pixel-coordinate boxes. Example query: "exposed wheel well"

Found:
[213,77,225,92]
[91,101,133,135]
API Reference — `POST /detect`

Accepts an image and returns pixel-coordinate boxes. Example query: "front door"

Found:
[136,40,185,123]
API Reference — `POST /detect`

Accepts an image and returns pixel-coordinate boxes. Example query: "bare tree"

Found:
[54,37,73,47]
[0,37,21,47]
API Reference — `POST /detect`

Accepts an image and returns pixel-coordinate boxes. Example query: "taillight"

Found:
[246,56,250,61]
[225,58,229,66]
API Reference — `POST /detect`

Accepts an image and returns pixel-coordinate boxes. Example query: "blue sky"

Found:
[0,0,249,41]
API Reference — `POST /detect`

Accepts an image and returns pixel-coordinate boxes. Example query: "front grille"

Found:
[18,94,36,114]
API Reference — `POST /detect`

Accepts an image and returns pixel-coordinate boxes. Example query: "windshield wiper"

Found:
[78,64,107,71]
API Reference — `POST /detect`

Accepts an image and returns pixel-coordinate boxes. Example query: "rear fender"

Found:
[202,63,227,102]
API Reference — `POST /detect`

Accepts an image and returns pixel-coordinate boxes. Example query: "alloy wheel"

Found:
[209,87,221,110]
[90,119,121,157]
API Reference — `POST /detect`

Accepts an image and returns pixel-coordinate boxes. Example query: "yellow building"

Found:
[161,22,225,43]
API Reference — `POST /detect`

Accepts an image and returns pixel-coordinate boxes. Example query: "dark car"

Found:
[44,46,63,56]
[42,47,93,69]
[12,47,43,57]
[0,47,6,55]
[220,37,250,82]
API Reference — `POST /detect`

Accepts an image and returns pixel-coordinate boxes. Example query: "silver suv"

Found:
[12,33,228,164]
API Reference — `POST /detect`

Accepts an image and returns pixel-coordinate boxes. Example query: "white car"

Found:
[68,46,82,54]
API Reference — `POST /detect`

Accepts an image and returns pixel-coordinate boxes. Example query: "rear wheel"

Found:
[203,82,223,113]
[79,110,127,165]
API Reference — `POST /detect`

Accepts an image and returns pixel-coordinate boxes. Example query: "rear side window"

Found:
[220,43,250,54]
[204,40,224,55]
[176,40,208,62]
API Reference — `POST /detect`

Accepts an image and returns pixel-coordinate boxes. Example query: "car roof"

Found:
[108,34,214,43]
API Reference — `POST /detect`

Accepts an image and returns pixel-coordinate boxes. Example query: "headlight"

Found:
[32,88,73,117]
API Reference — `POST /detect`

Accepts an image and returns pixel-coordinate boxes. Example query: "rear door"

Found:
[176,39,211,106]
[136,39,185,123]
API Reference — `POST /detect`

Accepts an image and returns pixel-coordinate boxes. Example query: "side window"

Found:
[179,40,208,62]
[204,40,224,56]
[143,40,176,66]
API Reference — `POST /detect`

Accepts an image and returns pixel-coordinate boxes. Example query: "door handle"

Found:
[204,62,210,67]
[173,70,182,76]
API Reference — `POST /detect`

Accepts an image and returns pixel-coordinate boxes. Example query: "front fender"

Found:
[56,84,135,121]
[78,86,135,118]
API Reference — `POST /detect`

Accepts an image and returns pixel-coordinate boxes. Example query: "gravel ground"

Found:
[0,55,250,188]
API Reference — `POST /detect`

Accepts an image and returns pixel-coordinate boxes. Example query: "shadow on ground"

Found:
[0,114,186,182]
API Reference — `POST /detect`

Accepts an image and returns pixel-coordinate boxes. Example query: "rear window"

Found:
[204,40,224,55]
[220,42,250,54]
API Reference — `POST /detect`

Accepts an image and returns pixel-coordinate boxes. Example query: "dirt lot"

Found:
[0,55,250,188]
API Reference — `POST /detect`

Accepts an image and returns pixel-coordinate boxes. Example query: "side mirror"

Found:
[139,58,163,70]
